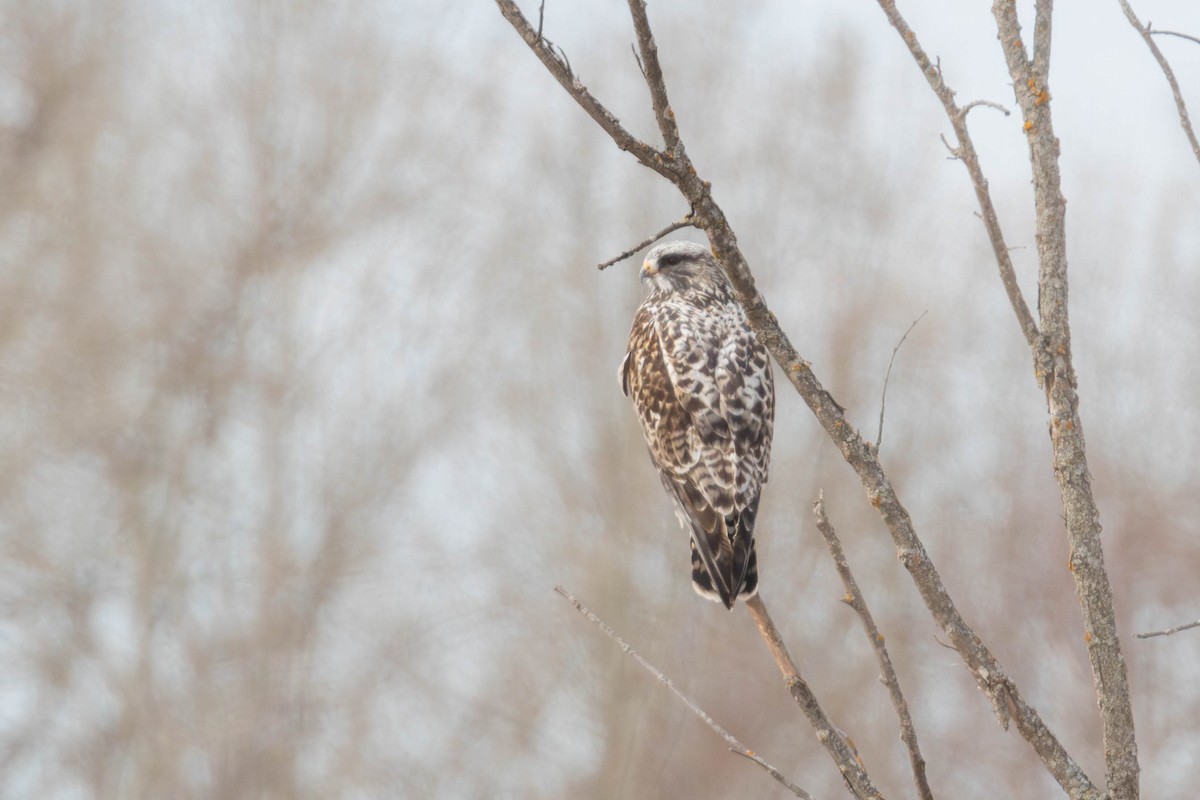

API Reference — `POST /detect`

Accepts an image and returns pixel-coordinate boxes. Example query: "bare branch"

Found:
[813,494,933,800]
[597,215,697,270]
[875,310,927,450]
[993,3,1140,796]
[494,0,677,180]
[499,4,1100,796]
[630,43,646,79]
[626,0,684,156]
[958,99,1011,120]
[536,0,546,39]
[553,587,814,799]
[1118,0,1200,167]
[1148,28,1200,47]
[744,594,884,800]
[1136,618,1200,639]
[874,0,1041,357]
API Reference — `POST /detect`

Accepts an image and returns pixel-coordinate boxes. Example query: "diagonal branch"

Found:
[1117,0,1200,167]
[744,595,884,800]
[813,494,934,800]
[992,2,1140,797]
[554,586,814,799]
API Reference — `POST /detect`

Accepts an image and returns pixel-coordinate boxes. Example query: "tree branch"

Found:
[597,215,697,270]
[744,594,884,800]
[1136,618,1200,639]
[874,0,1041,359]
[812,494,934,800]
[494,0,678,180]
[1117,0,1200,167]
[1149,29,1200,47]
[554,586,814,799]
[992,3,1140,797]
[875,310,926,450]
[626,0,684,156]
[500,2,1101,796]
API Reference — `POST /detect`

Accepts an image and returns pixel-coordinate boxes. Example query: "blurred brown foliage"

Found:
[1,1,1198,798]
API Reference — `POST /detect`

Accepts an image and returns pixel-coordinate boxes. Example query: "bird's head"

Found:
[640,240,724,294]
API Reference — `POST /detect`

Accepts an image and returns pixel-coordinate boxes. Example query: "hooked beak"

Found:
[640,259,658,280]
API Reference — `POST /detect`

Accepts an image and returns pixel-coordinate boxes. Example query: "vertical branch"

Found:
[1116,0,1200,167]
[744,595,885,800]
[992,3,1140,798]
[813,495,934,800]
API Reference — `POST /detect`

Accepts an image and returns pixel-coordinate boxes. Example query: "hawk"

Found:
[619,240,775,610]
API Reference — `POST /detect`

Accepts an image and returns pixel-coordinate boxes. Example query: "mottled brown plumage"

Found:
[619,240,774,609]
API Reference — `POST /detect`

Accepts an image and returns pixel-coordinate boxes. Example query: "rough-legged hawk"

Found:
[620,240,775,609]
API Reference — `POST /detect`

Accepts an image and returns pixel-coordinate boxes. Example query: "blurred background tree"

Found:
[0,0,1197,797]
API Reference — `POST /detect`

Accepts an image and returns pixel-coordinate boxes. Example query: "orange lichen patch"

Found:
[1035,88,1050,105]
[1084,631,1093,643]
[1023,119,1035,132]
[1068,558,1075,572]
[875,633,885,643]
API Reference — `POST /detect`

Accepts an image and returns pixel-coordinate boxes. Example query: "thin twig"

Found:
[958,99,1011,121]
[743,594,884,800]
[553,586,814,799]
[1149,28,1200,47]
[1118,1,1200,167]
[536,0,546,39]
[630,43,646,79]
[1136,618,1200,639]
[495,0,676,180]
[597,216,697,270]
[813,493,934,800]
[875,310,927,450]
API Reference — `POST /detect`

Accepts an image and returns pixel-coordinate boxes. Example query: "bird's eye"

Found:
[659,253,685,268]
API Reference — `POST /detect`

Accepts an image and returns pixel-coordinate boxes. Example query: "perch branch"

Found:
[500,2,1098,796]
[597,215,697,270]
[744,594,883,800]
[1117,0,1200,167]
[554,586,813,798]
[1136,618,1200,639]
[813,494,934,800]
